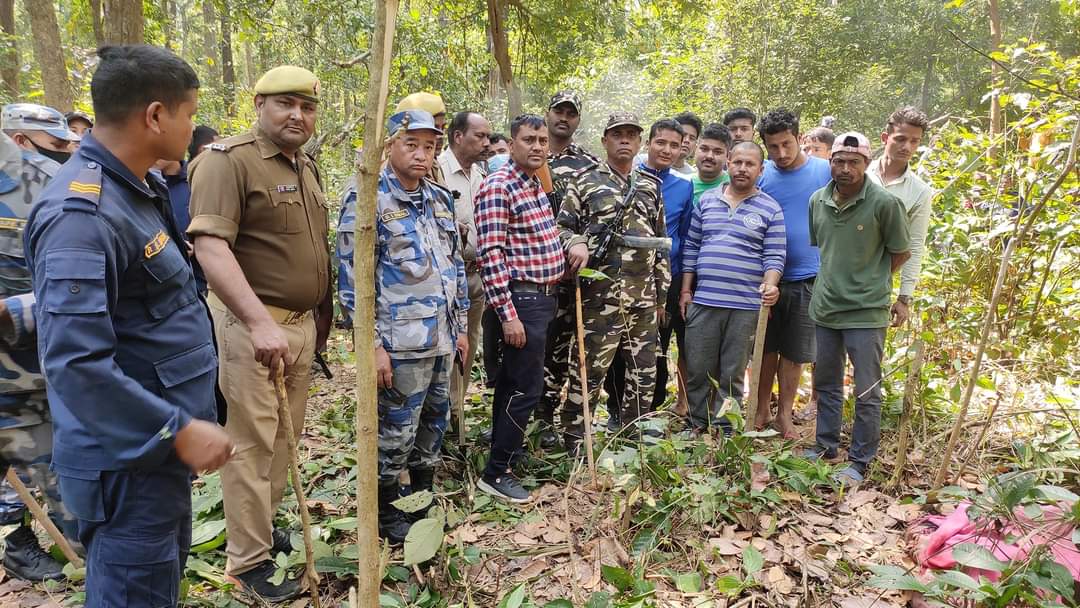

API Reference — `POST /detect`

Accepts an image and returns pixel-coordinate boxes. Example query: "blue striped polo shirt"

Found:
[683,187,787,311]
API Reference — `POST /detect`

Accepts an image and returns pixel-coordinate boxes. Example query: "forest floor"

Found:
[0,328,1076,608]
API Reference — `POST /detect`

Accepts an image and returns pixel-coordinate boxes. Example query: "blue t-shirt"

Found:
[639,162,694,275]
[759,156,831,281]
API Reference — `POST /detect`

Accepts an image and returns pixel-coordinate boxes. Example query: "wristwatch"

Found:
[897,295,913,305]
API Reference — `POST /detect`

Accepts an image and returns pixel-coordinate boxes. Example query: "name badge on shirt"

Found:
[434,211,454,220]
[381,209,409,222]
[276,184,299,193]
[144,230,170,258]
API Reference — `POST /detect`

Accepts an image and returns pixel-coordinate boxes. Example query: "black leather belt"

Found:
[510,280,557,296]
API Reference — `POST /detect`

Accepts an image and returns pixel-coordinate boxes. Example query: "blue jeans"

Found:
[484,292,555,478]
[812,326,886,473]
[59,464,192,607]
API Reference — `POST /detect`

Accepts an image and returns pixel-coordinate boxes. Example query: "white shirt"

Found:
[868,158,934,297]
[437,148,484,262]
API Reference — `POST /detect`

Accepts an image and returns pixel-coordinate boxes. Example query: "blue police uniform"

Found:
[25,133,219,606]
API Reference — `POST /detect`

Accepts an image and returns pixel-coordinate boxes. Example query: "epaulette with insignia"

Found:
[62,162,103,212]
[209,131,256,153]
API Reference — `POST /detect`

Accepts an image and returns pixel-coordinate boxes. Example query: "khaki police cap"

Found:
[395,92,446,117]
[253,66,320,102]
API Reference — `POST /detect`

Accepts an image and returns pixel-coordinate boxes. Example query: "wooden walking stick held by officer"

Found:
[3,469,83,568]
[274,367,321,607]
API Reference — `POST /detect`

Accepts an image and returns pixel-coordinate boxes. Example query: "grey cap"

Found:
[2,104,80,141]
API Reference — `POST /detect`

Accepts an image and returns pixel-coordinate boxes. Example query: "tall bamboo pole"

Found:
[356,1,399,605]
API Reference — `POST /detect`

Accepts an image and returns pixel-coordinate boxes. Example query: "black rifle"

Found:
[584,176,637,281]
[314,351,333,380]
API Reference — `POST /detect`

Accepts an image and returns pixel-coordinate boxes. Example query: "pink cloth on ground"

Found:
[915,501,1080,584]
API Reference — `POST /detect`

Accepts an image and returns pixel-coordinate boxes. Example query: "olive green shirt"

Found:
[808,178,910,329]
[187,125,331,312]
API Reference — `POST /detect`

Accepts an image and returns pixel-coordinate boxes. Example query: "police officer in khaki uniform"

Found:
[188,65,332,601]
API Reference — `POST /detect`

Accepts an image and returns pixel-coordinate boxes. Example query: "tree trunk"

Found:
[0,0,17,97]
[218,0,235,117]
[160,0,173,50]
[200,0,220,85]
[25,0,73,112]
[89,0,104,47]
[988,0,1003,158]
[486,0,521,120]
[920,54,936,111]
[243,40,255,86]
[103,0,145,44]
[356,1,399,606]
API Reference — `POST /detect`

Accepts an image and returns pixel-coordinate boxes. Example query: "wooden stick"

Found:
[3,468,82,568]
[355,1,399,606]
[275,369,321,608]
[455,360,467,448]
[573,278,596,483]
[744,305,771,428]
[888,340,926,488]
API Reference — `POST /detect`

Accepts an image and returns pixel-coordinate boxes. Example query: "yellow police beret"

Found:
[395,92,446,116]
[254,66,320,102]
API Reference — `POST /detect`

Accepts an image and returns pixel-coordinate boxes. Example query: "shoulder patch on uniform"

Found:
[381,209,409,222]
[207,143,228,152]
[144,230,170,258]
[62,163,103,210]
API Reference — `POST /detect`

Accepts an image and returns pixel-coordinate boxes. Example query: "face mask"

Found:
[30,140,71,165]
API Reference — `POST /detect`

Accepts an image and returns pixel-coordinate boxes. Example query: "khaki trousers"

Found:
[450,270,485,412]
[209,297,315,576]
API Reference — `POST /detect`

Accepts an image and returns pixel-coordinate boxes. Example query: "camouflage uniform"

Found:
[0,134,74,534]
[335,180,357,328]
[373,165,468,483]
[537,142,600,427]
[557,159,669,447]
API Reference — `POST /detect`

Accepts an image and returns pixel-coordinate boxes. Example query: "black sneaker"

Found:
[477,474,531,503]
[271,528,293,555]
[229,559,301,602]
[2,525,64,582]
[538,424,560,450]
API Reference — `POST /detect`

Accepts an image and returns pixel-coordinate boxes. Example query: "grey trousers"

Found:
[813,325,887,472]
[683,303,757,430]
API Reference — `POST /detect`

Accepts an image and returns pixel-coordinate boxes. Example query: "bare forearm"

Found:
[890,251,911,274]
[681,272,696,294]
[194,236,274,328]
[763,269,781,286]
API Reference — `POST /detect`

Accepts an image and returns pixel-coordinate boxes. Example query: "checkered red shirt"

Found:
[475,160,566,322]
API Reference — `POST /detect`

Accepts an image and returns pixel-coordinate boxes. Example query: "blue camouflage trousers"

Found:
[378,354,451,484]
[0,401,77,540]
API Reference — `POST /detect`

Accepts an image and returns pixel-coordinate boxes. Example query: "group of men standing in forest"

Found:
[0,40,933,606]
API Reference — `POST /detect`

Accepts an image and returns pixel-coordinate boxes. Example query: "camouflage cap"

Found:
[1,103,80,141]
[548,90,581,111]
[254,65,320,102]
[388,110,443,137]
[64,111,94,127]
[395,92,446,117]
[603,112,643,134]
